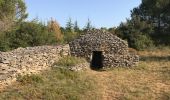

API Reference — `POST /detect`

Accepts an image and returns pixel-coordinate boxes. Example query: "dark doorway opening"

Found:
[91,51,103,69]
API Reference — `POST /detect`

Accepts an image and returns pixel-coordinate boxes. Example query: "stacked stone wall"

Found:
[69,29,139,68]
[0,45,69,89]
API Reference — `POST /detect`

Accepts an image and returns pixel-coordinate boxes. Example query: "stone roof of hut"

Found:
[69,29,129,55]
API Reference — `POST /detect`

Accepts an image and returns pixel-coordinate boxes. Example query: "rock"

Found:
[2,60,10,64]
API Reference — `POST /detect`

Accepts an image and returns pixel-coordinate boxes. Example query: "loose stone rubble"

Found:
[0,45,70,89]
[69,29,139,69]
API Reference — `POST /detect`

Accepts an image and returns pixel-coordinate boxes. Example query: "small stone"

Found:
[2,60,10,64]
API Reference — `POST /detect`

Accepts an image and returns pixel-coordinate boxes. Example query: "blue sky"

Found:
[25,0,141,28]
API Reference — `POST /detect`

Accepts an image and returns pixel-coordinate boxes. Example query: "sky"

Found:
[25,0,141,28]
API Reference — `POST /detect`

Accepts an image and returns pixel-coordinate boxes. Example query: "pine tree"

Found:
[130,0,170,45]
[74,20,79,32]
[66,17,73,32]
[131,0,170,33]
[85,18,92,30]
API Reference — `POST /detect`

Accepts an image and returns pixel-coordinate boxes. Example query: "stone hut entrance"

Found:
[91,51,103,69]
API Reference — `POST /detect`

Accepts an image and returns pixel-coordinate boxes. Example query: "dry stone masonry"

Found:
[0,45,70,89]
[69,29,139,69]
[0,30,139,90]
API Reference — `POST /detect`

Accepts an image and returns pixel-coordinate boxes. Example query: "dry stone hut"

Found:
[69,29,139,69]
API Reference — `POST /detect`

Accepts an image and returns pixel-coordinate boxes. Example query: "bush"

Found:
[117,31,154,50]
[63,31,78,43]
[132,34,154,50]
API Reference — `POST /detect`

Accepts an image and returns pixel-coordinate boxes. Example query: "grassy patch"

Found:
[17,74,43,85]
[55,56,86,67]
[0,68,100,100]
[102,49,170,100]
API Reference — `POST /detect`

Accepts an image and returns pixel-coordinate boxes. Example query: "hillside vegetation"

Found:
[0,0,170,51]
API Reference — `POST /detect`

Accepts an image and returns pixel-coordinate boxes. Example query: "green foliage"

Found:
[0,0,28,32]
[9,21,57,48]
[62,18,80,43]
[117,17,154,50]
[0,0,28,20]
[74,20,80,32]
[85,18,92,30]
[0,20,58,51]
[133,34,154,50]
[116,0,170,49]
[151,33,170,46]
[0,33,10,51]
[65,18,74,31]
[55,56,86,67]
[130,0,170,45]
[0,0,59,51]
[63,31,78,43]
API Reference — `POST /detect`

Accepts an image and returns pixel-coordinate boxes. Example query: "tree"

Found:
[108,27,116,34]
[0,0,28,32]
[74,20,79,32]
[8,20,57,48]
[85,18,92,30]
[131,0,170,33]
[65,17,73,32]
[130,0,170,45]
[63,18,77,42]
[117,16,154,50]
[47,18,63,42]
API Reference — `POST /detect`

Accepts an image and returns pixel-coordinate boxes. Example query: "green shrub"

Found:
[116,17,155,50]
[63,31,78,43]
[133,34,154,50]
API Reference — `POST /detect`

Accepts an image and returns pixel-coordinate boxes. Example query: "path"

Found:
[86,69,119,100]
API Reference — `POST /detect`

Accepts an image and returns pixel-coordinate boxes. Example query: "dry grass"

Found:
[55,56,86,67]
[0,68,100,100]
[97,48,170,100]
[0,48,170,100]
